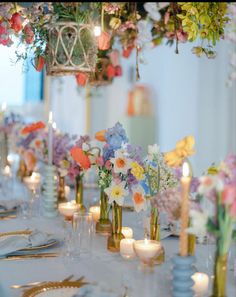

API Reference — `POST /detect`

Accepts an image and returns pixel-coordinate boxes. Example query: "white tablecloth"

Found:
[0,186,235,297]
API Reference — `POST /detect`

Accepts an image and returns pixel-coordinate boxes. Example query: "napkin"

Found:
[0,230,55,257]
[73,284,119,297]
[0,199,22,211]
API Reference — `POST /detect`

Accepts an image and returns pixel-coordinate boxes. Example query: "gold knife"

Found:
[3,253,59,261]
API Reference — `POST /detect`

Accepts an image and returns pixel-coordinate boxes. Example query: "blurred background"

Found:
[0,39,236,176]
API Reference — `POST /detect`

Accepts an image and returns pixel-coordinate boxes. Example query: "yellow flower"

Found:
[131,162,144,180]
[164,135,196,168]
[207,166,218,175]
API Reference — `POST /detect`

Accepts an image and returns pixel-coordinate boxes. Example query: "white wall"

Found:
[50,40,236,176]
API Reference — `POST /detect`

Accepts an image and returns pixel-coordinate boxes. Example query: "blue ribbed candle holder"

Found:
[42,165,58,218]
[171,255,195,297]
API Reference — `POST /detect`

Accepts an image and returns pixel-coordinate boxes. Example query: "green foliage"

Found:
[177,2,229,57]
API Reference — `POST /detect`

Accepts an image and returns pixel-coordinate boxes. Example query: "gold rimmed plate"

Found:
[22,280,87,297]
[0,206,17,216]
[0,230,58,251]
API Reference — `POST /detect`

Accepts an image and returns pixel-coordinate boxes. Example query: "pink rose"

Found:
[105,160,112,170]
[177,30,188,43]
[222,185,236,205]
[96,156,104,167]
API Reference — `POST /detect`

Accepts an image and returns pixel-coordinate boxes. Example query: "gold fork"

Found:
[11,274,75,289]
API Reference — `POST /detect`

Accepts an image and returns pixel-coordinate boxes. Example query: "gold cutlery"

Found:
[2,252,59,261]
[11,274,75,289]
[0,215,17,220]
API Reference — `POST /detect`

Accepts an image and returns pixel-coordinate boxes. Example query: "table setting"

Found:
[0,2,236,297]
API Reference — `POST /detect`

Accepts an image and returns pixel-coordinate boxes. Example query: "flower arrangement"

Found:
[0,2,233,80]
[187,154,236,297]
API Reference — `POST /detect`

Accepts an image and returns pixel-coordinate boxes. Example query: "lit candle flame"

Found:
[94,26,101,37]
[1,102,7,112]
[52,122,57,130]
[48,111,53,124]
[182,161,190,177]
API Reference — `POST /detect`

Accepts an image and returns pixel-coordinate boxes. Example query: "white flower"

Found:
[158,2,170,10]
[110,150,131,174]
[137,20,153,49]
[148,144,159,156]
[198,175,223,195]
[100,171,106,179]
[144,2,161,21]
[104,181,128,206]
[187,210,208,243]
[82,143,90,152]
[132,185,147,213]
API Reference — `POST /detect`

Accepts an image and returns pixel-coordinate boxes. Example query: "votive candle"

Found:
[89,206,100,222]
[122,227,133,239]
[120,238,136,259]
[192,272,209,296]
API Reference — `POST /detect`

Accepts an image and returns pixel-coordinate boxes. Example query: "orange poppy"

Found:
[95,130,107,142]
[21,121,45,135]
[70,147,91,170]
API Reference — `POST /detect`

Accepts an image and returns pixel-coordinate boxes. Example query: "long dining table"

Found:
[0,183,235,297]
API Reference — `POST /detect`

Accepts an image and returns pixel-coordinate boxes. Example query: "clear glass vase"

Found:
[75,175,86,212]
[150,207,165,264]
[107,201,124,252]
[96,189,111,234]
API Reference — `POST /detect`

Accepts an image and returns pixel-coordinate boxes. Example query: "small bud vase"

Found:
[211,252,227,297]
[58,174,67,203]
[17,159,32,181]
[96,189,111,234]
[75,175,86,212]
[171,255,195,297]
[188,234,196,256]
[150,207,165,264]
[107,201,124,252]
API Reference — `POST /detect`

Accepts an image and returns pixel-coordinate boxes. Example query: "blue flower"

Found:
[140,179,150,196]
[105,122,128,150]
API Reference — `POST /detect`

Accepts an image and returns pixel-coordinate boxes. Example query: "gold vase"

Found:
[17,159,32,182]
[107,202,124,252]
[75,175,86,212]
[96,189,111,234]
[150,207,165,265]
[211,253,227,297]
[188,233,196,256]
[58,175,67,204]
[0,132,8,169]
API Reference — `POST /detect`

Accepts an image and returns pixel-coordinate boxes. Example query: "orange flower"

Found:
[21,121,45,135]
[70,147,91,170]
[95,130,107,142]
[23,150,36,172]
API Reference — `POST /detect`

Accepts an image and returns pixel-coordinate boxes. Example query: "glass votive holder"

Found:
[58,201,80,221]
[134,239,162,268]
[192,272,209,297]
[120,239,136,260]
[121,227,133,239]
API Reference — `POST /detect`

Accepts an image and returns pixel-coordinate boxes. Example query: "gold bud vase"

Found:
[107,202,124,252]
[58,175,67,204]
[96,189,111,234]
[211,252,227,297]
[17,159,32,182]
[75,175,86,212]
[150,207,165,265]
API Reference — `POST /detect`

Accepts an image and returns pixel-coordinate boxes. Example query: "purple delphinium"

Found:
[53,133,73,167]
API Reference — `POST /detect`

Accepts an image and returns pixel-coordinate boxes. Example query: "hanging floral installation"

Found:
[0,2,234,84]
